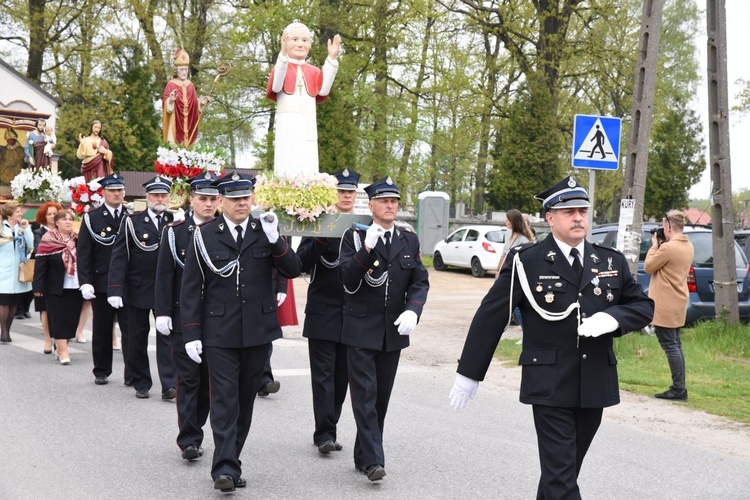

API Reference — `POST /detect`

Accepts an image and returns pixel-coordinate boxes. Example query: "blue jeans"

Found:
[655,326,686,392]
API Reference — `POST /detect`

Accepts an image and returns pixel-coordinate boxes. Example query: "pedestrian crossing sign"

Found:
[572,115,622,170]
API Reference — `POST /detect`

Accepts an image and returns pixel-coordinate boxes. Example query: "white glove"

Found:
[364,223,385,249]
[578,312,619,338]
[260,211,279,243]
[185,340,203,364]
[276,292,287,306]
[155,316,172,336]
[449,373,480,410]
[80,284,96,300]
[394,310,418,335]
[172,208,185,222]
[107,296,123,309]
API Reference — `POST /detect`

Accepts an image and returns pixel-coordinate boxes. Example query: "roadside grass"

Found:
[421,255,433,268]
[493,321,750,424]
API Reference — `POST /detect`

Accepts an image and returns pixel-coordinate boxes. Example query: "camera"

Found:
[650,227,665,245]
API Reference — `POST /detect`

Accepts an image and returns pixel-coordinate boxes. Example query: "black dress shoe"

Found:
[135,389,150,399]
[355,463,366,474]
[334,442,343,451]
[258,380,280,397]
[162,387,177,400]
[236,477,246,488]
[318,440,336,454]
[214,474,235,492]
[95,376,108,385]
[181,444,203,460]
[124,379,133,387]
[0,335,11,343]
[365,465,386,481]
[23,311,31,319]
[14,314,24,320]
[655,388,688,401]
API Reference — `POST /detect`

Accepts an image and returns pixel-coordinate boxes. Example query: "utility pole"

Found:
[706,0,739,323]
[619,0,665,276]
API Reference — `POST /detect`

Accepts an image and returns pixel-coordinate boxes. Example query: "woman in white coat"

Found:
[0,201,33,343]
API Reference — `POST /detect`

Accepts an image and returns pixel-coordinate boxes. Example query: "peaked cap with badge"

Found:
[364,176,400,200]
[535,176,591,213]
[99,173,125,190]
[189,172,220,196]
[143,175,172,194]
[333,168,361,191]
[213,171,255,198]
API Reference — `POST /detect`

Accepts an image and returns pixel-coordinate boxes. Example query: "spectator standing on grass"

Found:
[644,210,694,402]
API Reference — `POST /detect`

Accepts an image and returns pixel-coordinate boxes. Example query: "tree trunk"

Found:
[26,0,47,82]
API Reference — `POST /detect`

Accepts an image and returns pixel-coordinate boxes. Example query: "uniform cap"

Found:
[364,176,401,200]
[142,175,172,194]
[332,168,361,191]
[213,171,255,198]
[534,176,590,212]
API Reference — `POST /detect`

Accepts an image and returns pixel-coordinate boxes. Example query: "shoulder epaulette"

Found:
[168,219,187,228]
[592,241,623,254]
[394,221,415,234]
[515,241,539,252]
[198,216,217,227]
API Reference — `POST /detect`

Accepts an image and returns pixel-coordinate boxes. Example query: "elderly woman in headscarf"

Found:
[33,209,83,364]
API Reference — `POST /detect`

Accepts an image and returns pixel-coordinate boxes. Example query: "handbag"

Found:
[19,259,34,283]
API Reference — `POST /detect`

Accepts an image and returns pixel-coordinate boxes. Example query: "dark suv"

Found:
[589,224,750,325]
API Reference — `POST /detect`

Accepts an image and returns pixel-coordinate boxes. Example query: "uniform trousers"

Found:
[171,331,210,451]
[259,343,276,389]
[204,344,270,481]
[91,294,130,380]
[308,338,349,445]
[126,306,175,392]
[532,405,603,500]
[347,346,400,468]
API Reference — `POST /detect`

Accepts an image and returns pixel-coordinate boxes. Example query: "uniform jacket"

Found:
[33,251,75,296]
[180,214,301,348]
[458,236,654,409]
[76,206,125,293]
[296,236,346,341]
[107,210,172,309]
[644,234,694,328]
[0,222,32,294]
[338,224,430,352]
[155,214,198,333]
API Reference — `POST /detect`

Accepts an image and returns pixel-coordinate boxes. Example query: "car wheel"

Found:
[471,257,486,278]
[433,252,447,271]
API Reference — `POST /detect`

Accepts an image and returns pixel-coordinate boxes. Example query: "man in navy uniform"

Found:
[339,176,430,481]
[450,177,654,499]
[77,173,130,386]
[107,176,175,399]
[180,172,300,493]
[155,173,219,461]
[297,167,360,454]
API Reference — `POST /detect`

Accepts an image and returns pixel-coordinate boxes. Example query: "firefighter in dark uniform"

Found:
[297,168,360,454]
[76,173,130,386]
[155,173,219,461]
[107,176,175,400]
[180,172,300,493]
[450,177,654,499]
[339,176,430,482]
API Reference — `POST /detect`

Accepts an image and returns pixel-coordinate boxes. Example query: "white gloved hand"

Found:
[172,208,185,222]
[259,211,279,244]
[80,284,96,300]
[276,292,287,306]
[155,316,172,336]
[107,296,123,309]
[578,312,619,338]
[449,373,480,410]
[185,340,203,364]
[364,223,385,249]
[394,310,418,335]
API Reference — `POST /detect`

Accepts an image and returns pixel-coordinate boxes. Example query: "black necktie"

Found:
[235,225,243,248]
[570,248,583,282]
[384,230,391,253]
[114,208,119,220]
[156,214,163,230]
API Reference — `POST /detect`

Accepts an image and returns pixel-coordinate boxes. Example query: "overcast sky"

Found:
[689,0,750,199]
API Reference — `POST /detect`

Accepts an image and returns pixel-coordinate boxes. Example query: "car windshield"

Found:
[485,230,505,243]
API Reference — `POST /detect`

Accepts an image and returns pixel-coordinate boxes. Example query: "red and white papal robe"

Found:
[266,57,338,178]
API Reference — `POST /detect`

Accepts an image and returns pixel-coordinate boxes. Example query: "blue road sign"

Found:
[572,115,622,170]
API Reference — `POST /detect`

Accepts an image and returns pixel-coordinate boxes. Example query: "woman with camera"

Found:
[644,210,694,401]
[0,201,33,343]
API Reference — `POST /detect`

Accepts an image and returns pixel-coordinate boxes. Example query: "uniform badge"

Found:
[232,172,240,181]
[591,254,600,263]
[536,283,543,293]
[106,227,111,231]
[218,223,225,231]
[606,289,614,302]
[180,249,186,257]
[591,268,598,274]
[250,222,257,230]
[143,234,149,239]
[343,168,350,176]
[373,260,380,267]
[144,216,150,223]
[608,257,613,271]
[100,231,106,237]
[386,176,394,185]
[545,292,554,303]
[568,177,577,188]
[546,251,556,262]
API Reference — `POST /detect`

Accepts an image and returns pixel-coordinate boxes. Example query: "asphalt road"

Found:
[1,270,749,499]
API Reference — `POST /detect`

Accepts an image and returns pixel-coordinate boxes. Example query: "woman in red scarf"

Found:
[33,210,83,365]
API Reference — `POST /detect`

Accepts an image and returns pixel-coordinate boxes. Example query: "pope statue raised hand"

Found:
[266,22,341,178]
